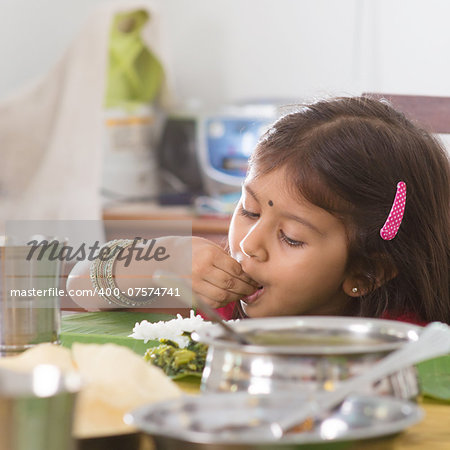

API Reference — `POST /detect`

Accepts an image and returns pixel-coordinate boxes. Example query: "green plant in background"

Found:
[104,9,164,109]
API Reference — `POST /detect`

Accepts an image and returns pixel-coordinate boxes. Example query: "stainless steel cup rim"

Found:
[0,364,82,398]
[193,316,422,355]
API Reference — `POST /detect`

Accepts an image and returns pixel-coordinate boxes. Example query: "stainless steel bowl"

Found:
[194,316,421,399]
[127,391,423,449]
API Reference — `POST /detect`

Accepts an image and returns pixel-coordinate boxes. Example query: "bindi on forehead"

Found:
[268,200,274,207]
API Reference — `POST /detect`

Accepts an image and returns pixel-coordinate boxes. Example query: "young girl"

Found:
[67,96,450,325]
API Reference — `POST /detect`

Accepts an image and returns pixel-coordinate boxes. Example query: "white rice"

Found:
[129,310,225,348]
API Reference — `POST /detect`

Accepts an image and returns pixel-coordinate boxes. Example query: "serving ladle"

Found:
[152,270,252,345]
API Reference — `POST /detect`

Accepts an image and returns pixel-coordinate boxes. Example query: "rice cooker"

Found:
[157,104,277,198]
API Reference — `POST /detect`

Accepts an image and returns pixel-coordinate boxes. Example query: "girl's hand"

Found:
[191,237,259,308]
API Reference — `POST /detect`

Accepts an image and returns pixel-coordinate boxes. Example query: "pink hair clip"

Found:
[380,181,407,240]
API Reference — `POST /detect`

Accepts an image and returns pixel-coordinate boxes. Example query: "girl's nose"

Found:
[239,224,268,262]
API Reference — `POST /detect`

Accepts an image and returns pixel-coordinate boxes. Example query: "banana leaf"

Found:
[61,311,174,356]
[417,355,450,402]
[61,312,450,400]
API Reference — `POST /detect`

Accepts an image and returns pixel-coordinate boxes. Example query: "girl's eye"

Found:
[239,206,260,219]
[279,230,304,248]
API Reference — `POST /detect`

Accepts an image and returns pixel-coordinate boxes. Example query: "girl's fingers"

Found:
[204,266,258,296]
[197,294,227,310]
[212,257,260,288]
[191,237,258,307]
[194,280,244,308]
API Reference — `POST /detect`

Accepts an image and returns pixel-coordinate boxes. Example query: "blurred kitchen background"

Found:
[5,0,450,105]
[1,0,450,237]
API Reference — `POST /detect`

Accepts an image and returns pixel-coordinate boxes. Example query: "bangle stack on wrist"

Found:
[89,238,146,307]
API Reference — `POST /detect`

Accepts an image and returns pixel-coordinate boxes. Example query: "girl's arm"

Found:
[66,236,257,311]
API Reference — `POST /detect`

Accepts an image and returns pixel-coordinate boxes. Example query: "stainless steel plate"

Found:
[127,392,423,448]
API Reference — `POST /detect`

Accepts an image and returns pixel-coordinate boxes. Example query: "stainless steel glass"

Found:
[0,243,65,356]
[0,365,81,450]
[194,316,421,399]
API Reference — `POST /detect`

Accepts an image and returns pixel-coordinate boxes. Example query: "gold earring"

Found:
[352,287,358,293]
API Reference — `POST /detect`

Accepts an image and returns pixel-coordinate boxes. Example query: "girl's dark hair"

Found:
[247,96,450,324]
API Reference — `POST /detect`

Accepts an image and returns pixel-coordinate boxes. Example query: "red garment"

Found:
[381,311,428,326]
[197,302,235,321]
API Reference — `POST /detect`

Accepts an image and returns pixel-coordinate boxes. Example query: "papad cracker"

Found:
[71,343,181,438]
[0,343,74,372]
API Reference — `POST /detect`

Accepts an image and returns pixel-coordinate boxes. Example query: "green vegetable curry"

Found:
[144,332,208,379]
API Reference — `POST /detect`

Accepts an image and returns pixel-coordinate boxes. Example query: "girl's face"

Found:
[228,167,352,318]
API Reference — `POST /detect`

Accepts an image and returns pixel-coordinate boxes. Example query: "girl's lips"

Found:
[242,286,264,304]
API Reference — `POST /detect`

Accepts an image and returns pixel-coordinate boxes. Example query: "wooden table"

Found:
[361,399,449,449]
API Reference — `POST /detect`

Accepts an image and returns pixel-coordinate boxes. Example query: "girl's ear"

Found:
[343,254,398,297]
[342,276,372,297]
